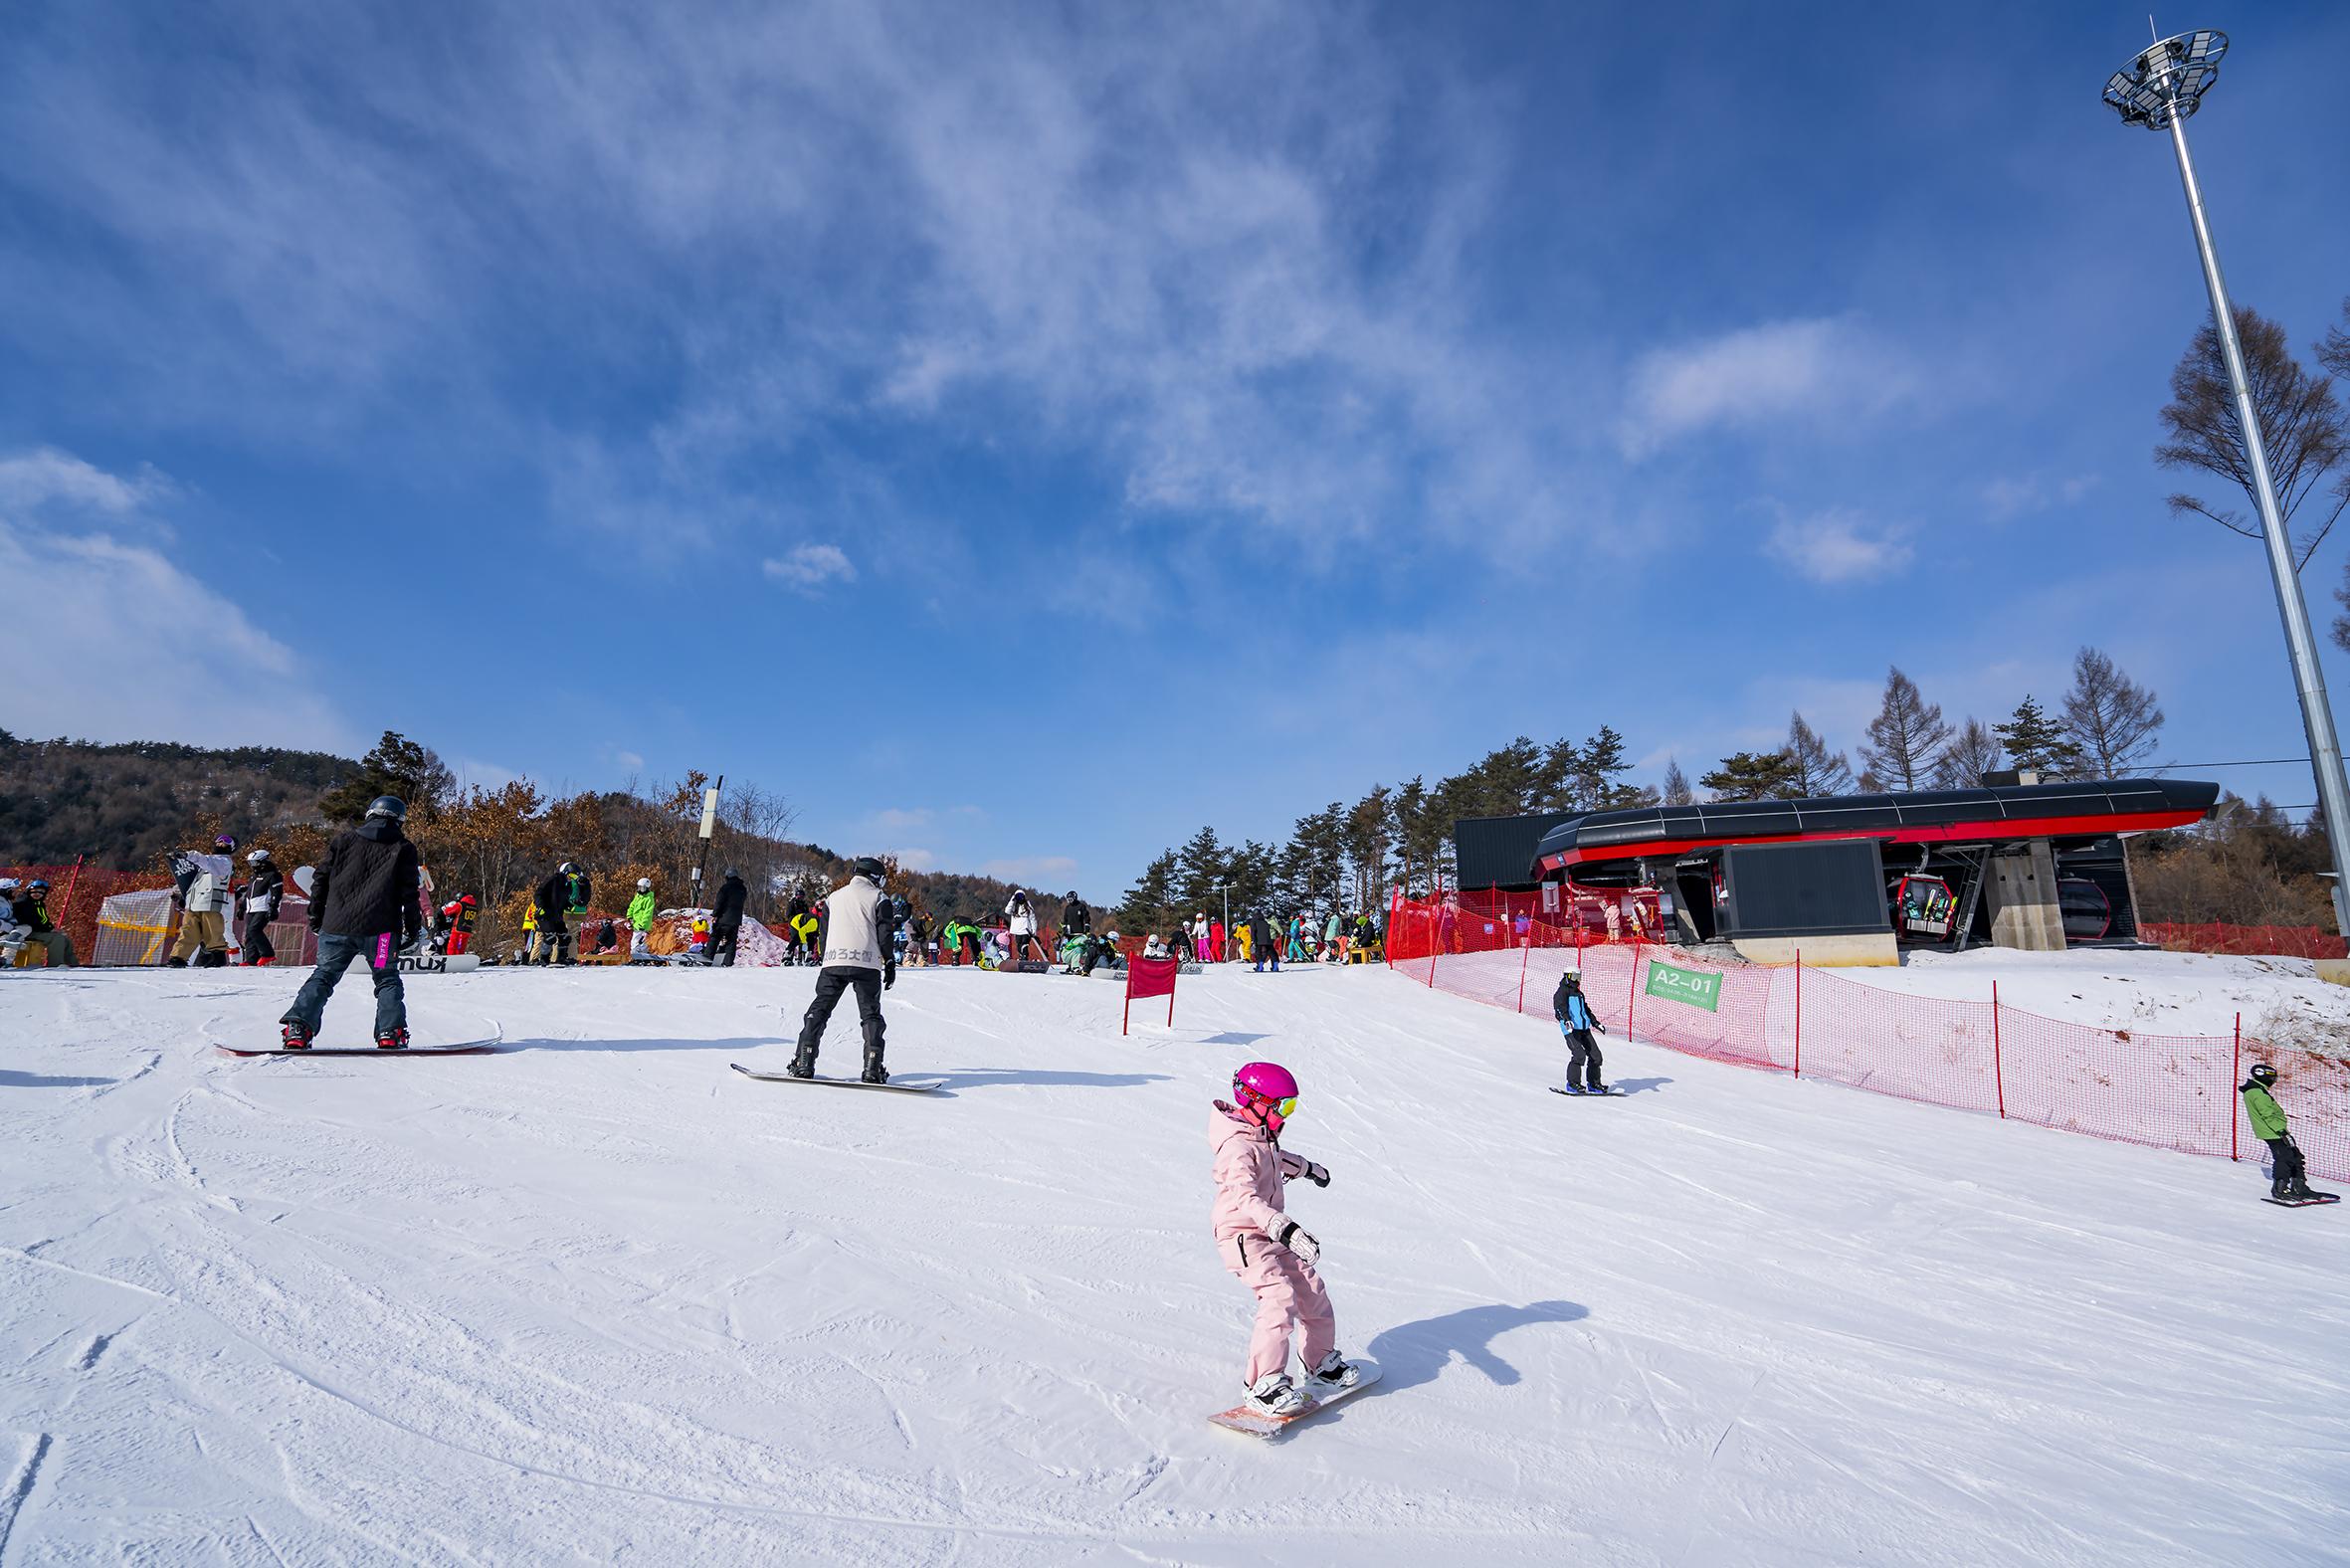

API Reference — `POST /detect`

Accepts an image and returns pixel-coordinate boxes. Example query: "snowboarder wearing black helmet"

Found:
[789,857,896,1082]
[2243,1063,2332,1203]
[166,835,239,966]
[279,797,422,1049]
[532,862,585,965]
[241,850,285,965]
[710,869,748,967]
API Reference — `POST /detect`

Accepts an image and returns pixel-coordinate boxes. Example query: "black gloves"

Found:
[1303,1161,1330,1188]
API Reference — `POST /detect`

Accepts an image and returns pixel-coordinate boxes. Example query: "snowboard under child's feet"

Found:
[1210,1362,1383,1438]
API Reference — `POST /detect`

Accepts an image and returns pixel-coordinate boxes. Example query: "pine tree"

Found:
[1784,711,1855,797]
[319,730,455,824]
[2062,647,2165,779]
[1661,758,1694,807]
[1343,786,1393,906]
[1995,695,2084,779]
[1573,725,1636,810]
[1859,668,1953,792]
[1699,750,1802,802]
[1175,826,1229,916]
[1118,849,1180,937]
[1388,780,1444,898]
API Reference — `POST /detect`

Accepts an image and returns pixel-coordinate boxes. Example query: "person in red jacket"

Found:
[439,892,479,955]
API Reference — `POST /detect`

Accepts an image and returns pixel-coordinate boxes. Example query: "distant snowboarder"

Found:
[788,857,896,1082]
[1552,966,1610,1094]
[1209,1062,1361,1417]
[2244,1063,2332,1203]
[1005,888,1045,963]
[241,850,285,965]
[279,797,422,1050]
[627,879,657,960]
[710,869,747,967]
[166,836,239,966]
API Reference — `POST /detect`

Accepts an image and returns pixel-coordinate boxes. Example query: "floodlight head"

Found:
[2103,30,2228,130]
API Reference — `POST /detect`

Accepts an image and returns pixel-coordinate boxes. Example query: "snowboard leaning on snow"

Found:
[1209,1361,1382,1438]
[730,1063,944,1093]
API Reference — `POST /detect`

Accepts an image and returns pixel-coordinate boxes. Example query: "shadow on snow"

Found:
[1365,1299,1590,1394]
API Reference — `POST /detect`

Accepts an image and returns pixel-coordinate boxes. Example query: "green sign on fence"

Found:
[1643,960,1722,1013]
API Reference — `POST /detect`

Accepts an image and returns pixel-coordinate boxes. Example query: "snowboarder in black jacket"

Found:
[532,865,576,965]
[242,851,285,965]
[1062,895,1092,938]
[710,870,748,967]
[279,797,422,1049]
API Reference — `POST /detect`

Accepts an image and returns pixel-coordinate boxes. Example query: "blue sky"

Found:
[7,2,2350,897]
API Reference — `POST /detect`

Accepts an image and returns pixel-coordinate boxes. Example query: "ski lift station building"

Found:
[1452,777,2221,967]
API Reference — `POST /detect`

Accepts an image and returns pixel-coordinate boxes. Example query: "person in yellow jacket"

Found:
[1236,919,1254,964]
[627,878,658,961]
[520,900,538,964]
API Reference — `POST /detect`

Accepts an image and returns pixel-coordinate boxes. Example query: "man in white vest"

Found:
[789,857,897,1081]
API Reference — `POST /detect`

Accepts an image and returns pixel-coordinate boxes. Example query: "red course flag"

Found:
[1123,955,1180,1036]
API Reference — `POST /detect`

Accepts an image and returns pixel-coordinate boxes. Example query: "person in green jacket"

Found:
[2243,1063,2319,1201]
[627,878,658,961]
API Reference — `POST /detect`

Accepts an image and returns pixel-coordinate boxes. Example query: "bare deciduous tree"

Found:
[1859,668,1952,792]
[2061,647,2164,779]
[1934,717,2003,789]
[1661,758,1693,807]
[1784,711,1854,797]
[2157,304,2349,568]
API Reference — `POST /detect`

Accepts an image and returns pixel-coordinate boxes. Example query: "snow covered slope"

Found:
[2,963,2345,1565]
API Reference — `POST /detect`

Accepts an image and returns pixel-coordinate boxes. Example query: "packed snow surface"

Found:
[2,962,2346,1565]
[1849,946,2350,1054]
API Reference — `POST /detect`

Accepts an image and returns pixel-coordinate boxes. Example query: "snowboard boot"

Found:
[1306,1350,1361,1391]
[375,1028,411,1051]
[2291,1178,2320,1201]
[1588,1082,1611,1095]
[786,1051,816,1080]
[1244,1371,1310,1417]
[2272,1179,2295,1200]
[280,1022,313,1052]
[1559,1083,1585,1095]
[861,1051,889,1085]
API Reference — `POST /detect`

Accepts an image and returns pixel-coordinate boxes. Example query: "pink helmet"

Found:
[1232,1061,1300,1134]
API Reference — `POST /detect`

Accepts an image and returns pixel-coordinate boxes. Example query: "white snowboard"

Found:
[730,1063,944,1092]
[1209,1361,1383,1438]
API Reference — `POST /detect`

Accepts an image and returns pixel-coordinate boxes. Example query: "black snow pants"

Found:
[1566,1028,1603,1090]
[795,966,884,1070]
[2267,1136,2308,1192]
[243,911,277,964]
[709,918,741,968]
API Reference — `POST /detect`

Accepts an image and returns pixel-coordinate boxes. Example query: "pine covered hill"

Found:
[0,731,362,871]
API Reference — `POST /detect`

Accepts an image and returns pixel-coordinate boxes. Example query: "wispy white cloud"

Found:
[1764,508,1914,585]
[0,446,347,749]
[980,856,1078,886]
[763,543,858,592]
[1617,317,1919,460]
[885,847,939,873]
[0,447,166,513]
[1984,472,2101,521]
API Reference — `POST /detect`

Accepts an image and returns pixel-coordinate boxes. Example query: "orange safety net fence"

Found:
[1387,895,2346,1184]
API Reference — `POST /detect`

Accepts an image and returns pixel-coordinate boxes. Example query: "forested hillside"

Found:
[0,730,362,870]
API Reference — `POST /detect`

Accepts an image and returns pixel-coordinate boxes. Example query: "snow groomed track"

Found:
[2,962,2345,1564]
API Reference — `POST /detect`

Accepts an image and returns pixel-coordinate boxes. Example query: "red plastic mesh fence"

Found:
[2141,921,2347,960]
[2,865,176,968]
[1387,895,2347,1184]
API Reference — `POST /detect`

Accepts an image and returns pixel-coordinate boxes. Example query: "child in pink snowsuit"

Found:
[1209,1062,1358,1414]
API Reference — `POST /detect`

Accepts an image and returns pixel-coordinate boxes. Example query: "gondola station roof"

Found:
[1530,778,2221,879]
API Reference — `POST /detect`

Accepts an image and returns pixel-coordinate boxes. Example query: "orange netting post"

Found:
[1793,949,1803,1078]
[1516,938,1530,1014]
[1991,981,2007,1119]
[1626,941,1640,1043]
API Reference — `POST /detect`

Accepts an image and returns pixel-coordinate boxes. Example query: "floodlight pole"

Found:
[2109,30,2350,935]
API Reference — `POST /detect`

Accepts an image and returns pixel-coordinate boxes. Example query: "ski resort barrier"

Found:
[2,865,175,968]
[1387,896,2348,1185]
[2140,921,2347,960]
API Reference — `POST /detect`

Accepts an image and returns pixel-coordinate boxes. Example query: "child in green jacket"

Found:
[627,879,657,961]
[2243,1063,2321,1202]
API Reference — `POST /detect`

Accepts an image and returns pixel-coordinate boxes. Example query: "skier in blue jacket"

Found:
[1551,967,1610,1094]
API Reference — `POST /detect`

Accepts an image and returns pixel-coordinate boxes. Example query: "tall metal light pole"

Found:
[2104,30,2350,935]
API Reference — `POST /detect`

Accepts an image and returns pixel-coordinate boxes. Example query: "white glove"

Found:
[1273,1220,1320,1267]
